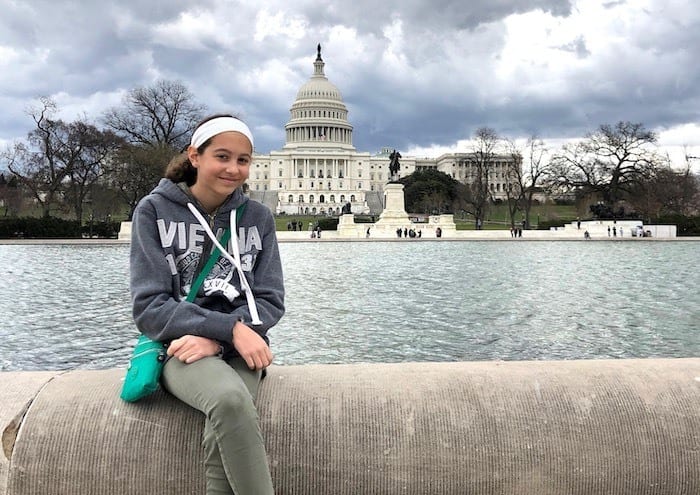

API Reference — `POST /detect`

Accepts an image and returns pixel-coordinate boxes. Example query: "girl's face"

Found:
[188,131,252,212]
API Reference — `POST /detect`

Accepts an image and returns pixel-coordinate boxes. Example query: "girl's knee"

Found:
[209,386,257,418]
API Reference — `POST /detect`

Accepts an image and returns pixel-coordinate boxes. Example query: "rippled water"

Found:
[0,241,698,371]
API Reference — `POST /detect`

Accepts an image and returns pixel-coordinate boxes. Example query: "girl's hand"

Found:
[167,335,221,364]
[232,321,273,370]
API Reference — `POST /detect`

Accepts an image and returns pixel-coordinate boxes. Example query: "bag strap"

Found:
[186,203,247,303]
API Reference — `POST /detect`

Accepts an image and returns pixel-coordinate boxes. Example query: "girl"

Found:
[130,114,284,494]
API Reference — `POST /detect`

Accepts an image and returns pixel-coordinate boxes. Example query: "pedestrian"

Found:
[366,227,371,238]
[619,227,623,237]
[613,226,617,237]
[129,114,284,494]
[608,226,611,237]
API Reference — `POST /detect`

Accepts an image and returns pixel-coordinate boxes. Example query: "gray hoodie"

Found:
[130,178,284,356]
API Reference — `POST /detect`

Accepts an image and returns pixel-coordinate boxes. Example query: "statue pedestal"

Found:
[376,183,410,225]
[334,183,457,239]
[366,183,411,238]
[337,214,363,238]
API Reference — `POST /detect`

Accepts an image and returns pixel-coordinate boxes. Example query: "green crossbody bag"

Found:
[120,206,244,402]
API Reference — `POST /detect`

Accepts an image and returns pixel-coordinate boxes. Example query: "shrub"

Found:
[316,217,339,231]
[0,216,81,238]
[80,221,121,238]
[536,220,566,230]
[654,215,700,236]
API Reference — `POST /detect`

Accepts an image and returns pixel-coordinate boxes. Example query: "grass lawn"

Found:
[273,205,583,231]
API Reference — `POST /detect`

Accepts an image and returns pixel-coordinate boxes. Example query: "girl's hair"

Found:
[164,113,245,186]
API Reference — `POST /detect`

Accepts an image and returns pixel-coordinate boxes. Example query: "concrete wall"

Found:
[2,359,699,494]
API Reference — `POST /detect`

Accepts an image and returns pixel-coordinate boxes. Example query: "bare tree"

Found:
[4,98,71,217]
[64,121,124,224]
[520,136,554,228]
[102,80,206,217]
[103,79,205,148]
[550,121,665,214]
[109,143,174,220]
[628,162,700,219]
[502,139,524,229]
[463,127,500,229]
[0,173,23,216]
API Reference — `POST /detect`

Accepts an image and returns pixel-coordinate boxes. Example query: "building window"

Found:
[309,195,315,203]
[350,195,356,202]
[319,194,325,203]
[288,195,293,203]
[330,194,335,202]
[279,169,283,177]
[299,195,304,202]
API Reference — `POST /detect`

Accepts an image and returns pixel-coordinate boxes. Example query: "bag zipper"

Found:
[131,347,166,361]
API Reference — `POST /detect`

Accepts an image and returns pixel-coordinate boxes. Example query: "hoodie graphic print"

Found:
[156,216,262,303]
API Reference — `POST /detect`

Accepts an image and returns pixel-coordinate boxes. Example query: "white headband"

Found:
[190,117,254,150]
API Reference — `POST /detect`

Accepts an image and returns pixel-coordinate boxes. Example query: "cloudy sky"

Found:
[1,0,699,170]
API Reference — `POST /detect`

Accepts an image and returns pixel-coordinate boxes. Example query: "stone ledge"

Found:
[2,359,699,494]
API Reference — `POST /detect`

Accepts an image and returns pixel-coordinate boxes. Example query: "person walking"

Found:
[129,114,284,494]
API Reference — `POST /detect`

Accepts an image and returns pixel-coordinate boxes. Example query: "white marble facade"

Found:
[246,45,518,216]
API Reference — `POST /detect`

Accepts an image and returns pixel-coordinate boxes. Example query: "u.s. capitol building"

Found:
[247,46,516,216]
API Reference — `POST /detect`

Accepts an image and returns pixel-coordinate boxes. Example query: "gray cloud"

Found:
[0,0,698,168]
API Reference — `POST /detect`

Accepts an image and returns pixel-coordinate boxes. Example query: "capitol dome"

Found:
[295,71,343,102]
[284,45,354,150]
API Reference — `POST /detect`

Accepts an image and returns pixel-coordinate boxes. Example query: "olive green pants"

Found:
[162,356,274,495]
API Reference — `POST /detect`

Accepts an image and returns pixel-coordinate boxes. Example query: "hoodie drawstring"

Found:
[187,203,263,325]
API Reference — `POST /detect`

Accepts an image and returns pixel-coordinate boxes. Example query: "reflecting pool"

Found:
[0,241,698,371]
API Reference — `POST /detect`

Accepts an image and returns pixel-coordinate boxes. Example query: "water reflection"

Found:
[0,241,698,371]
